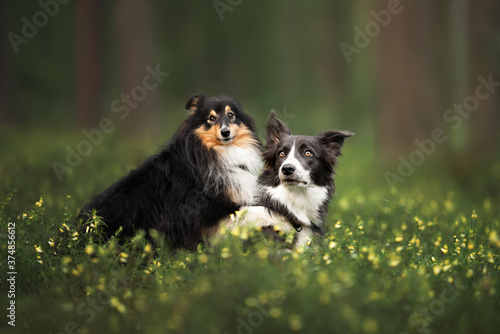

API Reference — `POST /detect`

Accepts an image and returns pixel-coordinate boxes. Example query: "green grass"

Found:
[1,130,499,334]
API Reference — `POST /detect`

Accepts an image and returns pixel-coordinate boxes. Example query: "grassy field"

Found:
[1,130,499,334]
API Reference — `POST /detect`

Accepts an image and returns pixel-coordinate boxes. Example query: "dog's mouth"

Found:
[282,178,308,186]
[218,137,235,144]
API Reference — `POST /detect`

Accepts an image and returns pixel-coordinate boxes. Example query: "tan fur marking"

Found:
[196,123,258,150]
[231,124,259,149]
[187,97,200,114]
[208,110,217,122]
[195,124,222,149]
[225,105,231,113]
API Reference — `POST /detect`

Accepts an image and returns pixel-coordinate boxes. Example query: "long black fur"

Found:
[77,93,261,249]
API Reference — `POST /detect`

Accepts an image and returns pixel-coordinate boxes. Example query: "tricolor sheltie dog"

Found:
[228,111,353,247]
[77,93,262,249]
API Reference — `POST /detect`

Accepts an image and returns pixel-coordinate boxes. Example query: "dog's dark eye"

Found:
[305,150,313,157]
[227,112,234,119]
[208,116,216,122]
[279,151,285,158]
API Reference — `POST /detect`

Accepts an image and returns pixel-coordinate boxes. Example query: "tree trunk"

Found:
[375,0,442,163]
[75,0,103,129]
[467,0,500,161]
[444,0,500,186]
[0,0,13,126]
[117,0,155,135]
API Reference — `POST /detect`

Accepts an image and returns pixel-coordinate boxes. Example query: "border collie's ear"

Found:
[185,93,205,113]
[266,110,291,147]
[318,130,354,157]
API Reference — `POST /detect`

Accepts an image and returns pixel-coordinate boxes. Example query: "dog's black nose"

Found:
[281,164,295,176]
[220,128,231,138]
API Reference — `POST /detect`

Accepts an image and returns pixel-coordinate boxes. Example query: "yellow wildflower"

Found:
[257,248,269,260]
[110,297,127,314]
[489,231,500,247]
[119,252,129,263]
[198,253,208,264]
[433,265,442,275]
[221,248,231,259]
[288,315,303,331]
[85,245,94,256]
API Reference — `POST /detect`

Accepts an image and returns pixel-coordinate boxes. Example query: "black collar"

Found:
[237,164,249,172]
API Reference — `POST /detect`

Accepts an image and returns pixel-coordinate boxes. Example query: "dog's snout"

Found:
[281,164,295,176]
[220,128,231,138]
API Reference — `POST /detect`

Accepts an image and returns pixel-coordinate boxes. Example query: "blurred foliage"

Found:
[1,132,500,334]
[1,2,500,330]
[3,1,362,130]
[3,1,499,171]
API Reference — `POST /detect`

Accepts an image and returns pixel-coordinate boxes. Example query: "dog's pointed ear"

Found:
[185,93,206,113]
[318,130,354,157]
[265,110,291,147]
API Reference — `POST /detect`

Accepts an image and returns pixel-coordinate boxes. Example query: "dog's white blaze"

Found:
[219,144,262,205]
[280,142,310,185]
[263,184,328,226]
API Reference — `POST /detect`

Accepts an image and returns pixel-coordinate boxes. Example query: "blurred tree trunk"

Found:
[117,0,155,135]
[444,0,500,185]
[467,0,500,161]
[75,0,103,129]
[317,1,352,120]
[0,0,13,126]
[375,0,442,163]
[443,0,471,178]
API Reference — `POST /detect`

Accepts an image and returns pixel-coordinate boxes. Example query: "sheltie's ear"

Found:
[318,130,354,157]
[265,110,291,147]
[185,93,206,113]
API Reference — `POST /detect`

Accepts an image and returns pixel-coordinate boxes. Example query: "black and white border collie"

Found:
[77,93,262,249]
[232,111,353,247]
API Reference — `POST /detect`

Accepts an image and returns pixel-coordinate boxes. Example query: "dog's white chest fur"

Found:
[219,145,262,205]
[263,184,328,226]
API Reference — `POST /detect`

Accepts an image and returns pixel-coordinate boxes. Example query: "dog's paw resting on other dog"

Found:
[222,110,354,249]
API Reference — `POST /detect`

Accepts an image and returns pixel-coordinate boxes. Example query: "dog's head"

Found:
[186,93,258,149]
[261,111,354,188]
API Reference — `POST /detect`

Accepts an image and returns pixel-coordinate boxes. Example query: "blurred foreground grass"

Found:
[0,130,499,334]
